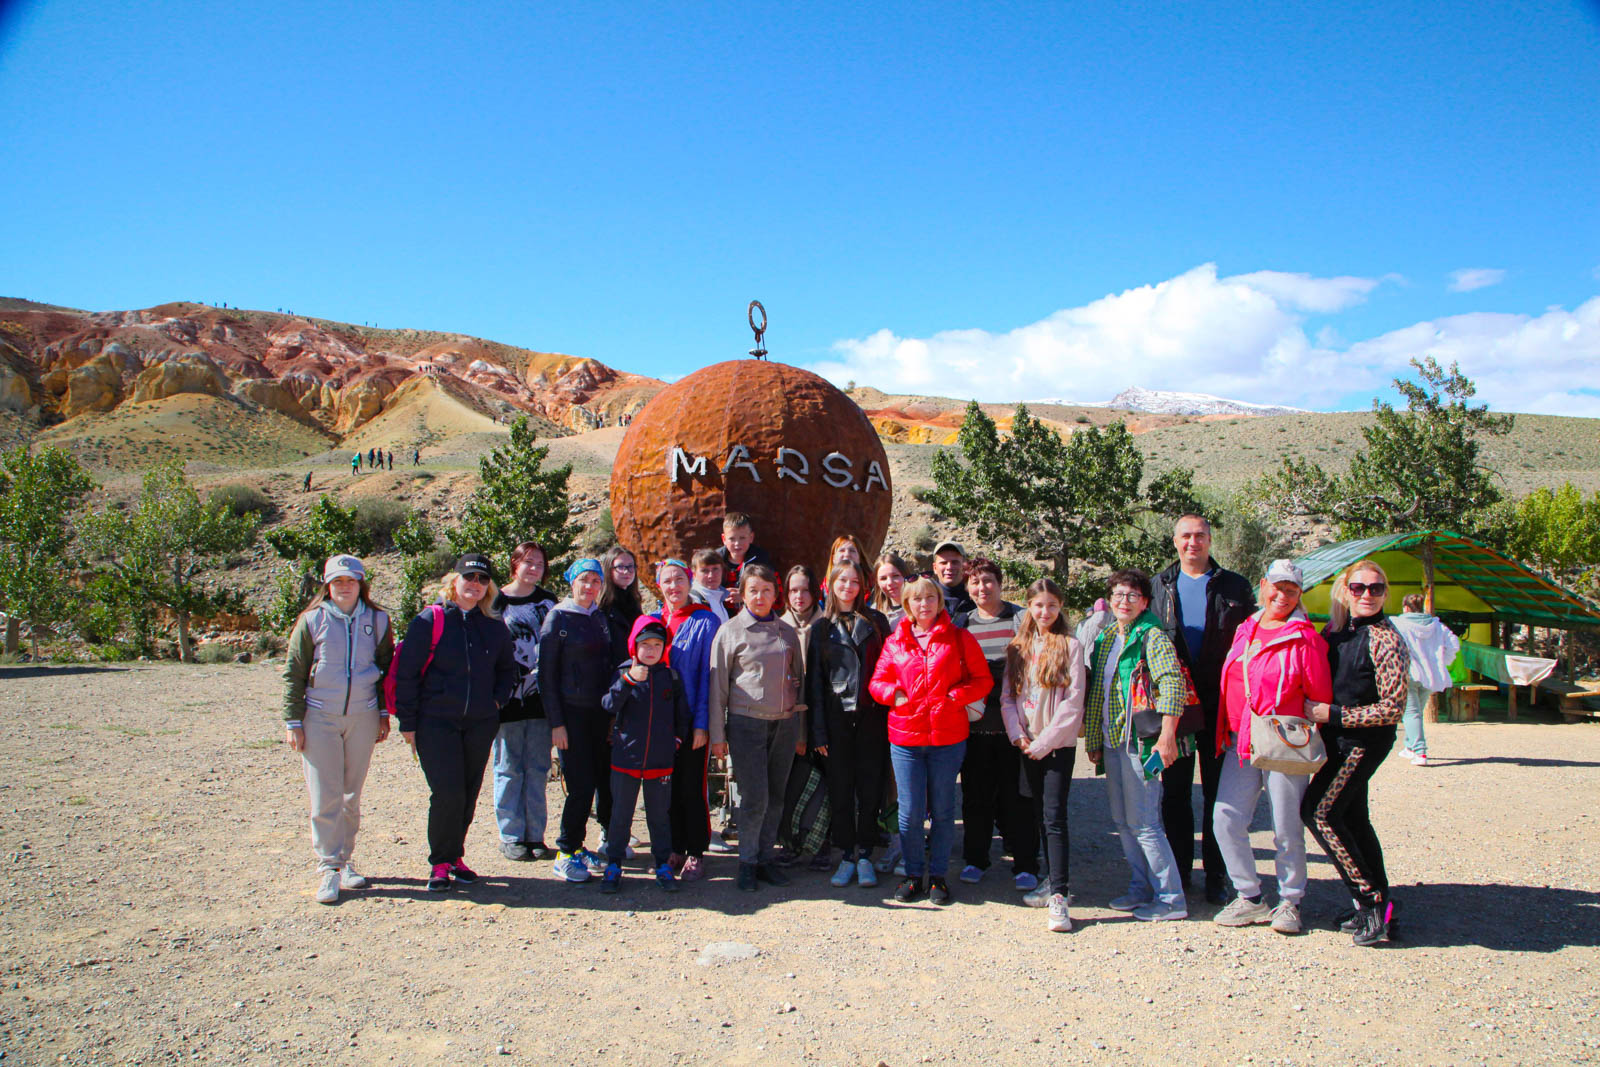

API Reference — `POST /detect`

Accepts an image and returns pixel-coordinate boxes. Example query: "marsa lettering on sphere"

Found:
[668,444,889,493]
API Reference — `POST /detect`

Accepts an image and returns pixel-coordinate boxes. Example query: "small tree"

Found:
[263,496,376,630]
[928,403,1204,607]
[1249,357,1514,537]
[449,415,578,576]
[0,446,95,658]
[1505,483,1600,593]
[83,462,260,662]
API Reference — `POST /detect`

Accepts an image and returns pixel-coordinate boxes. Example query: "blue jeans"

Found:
[1104,736,1184,908]
[1403,681,1429,755]
[492,718,552,844]
[890,741,966,879]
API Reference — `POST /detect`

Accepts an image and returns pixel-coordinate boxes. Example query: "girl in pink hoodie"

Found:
[1210,560,1332,935]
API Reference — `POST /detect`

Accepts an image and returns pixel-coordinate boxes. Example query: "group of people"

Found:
[344,448,420,478]
[282,511,1458,946]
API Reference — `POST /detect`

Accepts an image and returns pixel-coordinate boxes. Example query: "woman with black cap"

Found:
[393,554,518,893]
[541,557,621,884]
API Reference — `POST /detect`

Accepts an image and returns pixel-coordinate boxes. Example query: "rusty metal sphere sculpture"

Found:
[609,360,892,580]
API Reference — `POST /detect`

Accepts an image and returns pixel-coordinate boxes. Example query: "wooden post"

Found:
[1421,538,1436,615]
[1423,691,1440,724]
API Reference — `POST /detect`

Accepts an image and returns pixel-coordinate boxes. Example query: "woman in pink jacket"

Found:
[869,576,992,906]
[1210,560,1332,936]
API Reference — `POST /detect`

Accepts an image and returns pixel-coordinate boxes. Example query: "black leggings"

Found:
[1022,746,1077,896]
[416,715,499,867]
[1303,730,1392,908]
[555,705,613,854]
[669,741,711,857]
[824,708,887,858]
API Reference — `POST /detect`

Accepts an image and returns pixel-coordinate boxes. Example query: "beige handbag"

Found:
[1242,640,1327,776]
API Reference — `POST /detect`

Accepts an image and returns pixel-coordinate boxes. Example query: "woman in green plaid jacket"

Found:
[1084,569,1191,922]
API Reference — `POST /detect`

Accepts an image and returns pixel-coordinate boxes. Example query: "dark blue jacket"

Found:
[537,600,618,729]
[601,662,691,778]
[392,602,517,733]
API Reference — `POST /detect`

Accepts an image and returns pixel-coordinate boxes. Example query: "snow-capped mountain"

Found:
[1094,387,1305,417]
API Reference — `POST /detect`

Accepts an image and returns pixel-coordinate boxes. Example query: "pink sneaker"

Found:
[680,855,706,882]
[449,859,479,884]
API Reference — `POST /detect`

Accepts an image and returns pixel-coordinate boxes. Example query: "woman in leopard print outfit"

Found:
[1302,560,1409,947]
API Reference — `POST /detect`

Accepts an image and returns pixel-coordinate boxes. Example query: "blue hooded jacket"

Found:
[653,601,722,731]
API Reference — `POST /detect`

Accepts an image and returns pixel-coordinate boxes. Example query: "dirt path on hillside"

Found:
[2,663,1598,1065]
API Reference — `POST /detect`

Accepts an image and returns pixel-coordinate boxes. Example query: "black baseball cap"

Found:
[455,553,495,580]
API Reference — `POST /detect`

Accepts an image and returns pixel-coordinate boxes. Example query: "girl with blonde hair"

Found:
[1000,578,1086,931]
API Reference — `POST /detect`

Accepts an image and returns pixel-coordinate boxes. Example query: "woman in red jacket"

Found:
[869,576,992,905]
[1211,559,1332,936]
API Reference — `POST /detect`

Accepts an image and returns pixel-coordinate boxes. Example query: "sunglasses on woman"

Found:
[460,573,490,586]
[1347,581,1387,597]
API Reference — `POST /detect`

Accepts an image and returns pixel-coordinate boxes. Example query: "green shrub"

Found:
[210,483,275,519]
[194,642,234,664]
[912,525,937,552]
[1075,415,1091,424]
[351,498,410,550]
[88,643,138,662]
[253,631,286,655]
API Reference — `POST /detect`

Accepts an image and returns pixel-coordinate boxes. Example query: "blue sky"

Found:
[2,1,1597,413]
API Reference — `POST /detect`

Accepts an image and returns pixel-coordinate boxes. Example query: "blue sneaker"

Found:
[655,863,680,892]
[553,851,591,883]
[1014,872,1039,892]
[959,864,985,884]
[577,848,606,877]
[600,863,622,894]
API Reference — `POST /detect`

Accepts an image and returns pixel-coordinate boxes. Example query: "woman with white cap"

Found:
[393,553,518,893]
[283,555,394,904]
[1210,559,1333,935]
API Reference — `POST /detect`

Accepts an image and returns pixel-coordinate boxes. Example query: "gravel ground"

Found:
[2,662,1598,1066]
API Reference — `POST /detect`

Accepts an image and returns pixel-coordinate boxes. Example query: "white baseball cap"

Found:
[1264,559,1304,588]
[323,555,366,582]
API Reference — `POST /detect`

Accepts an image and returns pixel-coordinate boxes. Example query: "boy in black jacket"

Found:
[600,617,692,893]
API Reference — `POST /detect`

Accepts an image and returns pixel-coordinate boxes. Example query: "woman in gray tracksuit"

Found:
[283,555,394,904]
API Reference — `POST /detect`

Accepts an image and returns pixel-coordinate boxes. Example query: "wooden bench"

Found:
[1448,684,1498,722]
[1532,680,1600,723]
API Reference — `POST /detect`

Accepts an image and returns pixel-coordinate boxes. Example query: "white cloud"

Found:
[808,264,1600,416]
[1448,267,1507,293]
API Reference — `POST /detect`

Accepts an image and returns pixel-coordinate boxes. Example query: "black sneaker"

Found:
[500,841,533,862]
[1335,909,1361,933]
[526,842,555,861]
[426,863,452,892]
[737,863,759,892]
[1351,906,1390,948]
[894,877,925,903]
[928,877,952,906]
[755,862,790,887]
[807,848,834,871]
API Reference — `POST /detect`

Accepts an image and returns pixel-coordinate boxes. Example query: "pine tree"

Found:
[449,415,578,577]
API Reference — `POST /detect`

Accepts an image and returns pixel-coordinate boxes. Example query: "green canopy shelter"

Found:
[1293,531,1600,719]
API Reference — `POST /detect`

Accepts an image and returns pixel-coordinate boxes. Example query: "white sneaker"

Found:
[707,830,737,855]
[1047,893,1072,933]
[1398,747,1415,761]
[1411,752,1429,766]
[339,864,368,890]
[315,869,340,904]
[1214,895,1272,926]
[598,834,636,861]
[856,858,878,888]
[830,859,856,888]
[1023,884,1052,908]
